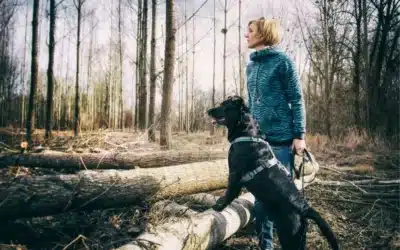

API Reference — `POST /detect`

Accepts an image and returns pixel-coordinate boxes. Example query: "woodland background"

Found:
[0,0,399,147]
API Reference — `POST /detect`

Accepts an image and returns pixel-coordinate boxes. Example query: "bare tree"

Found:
[362,0,369,128]
[45,0,56,139]
[178,31,183,131]
[117,0,123,129]
[26,0,40,145]
[221,0,227,136]
[134,0,143,130]
[238,0,244,97]
[352,0,363,132]
[138,0,148,130]
[159,0,176,149]
[87,12,96,130]
[184,0,189,134]
[73,0,87,136]
[222,0,227,100]
[210,0,216,135]
[191,8,195,131]
[21,1,29,128]
[148,0,157,141]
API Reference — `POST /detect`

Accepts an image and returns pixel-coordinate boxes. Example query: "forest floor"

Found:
[0,128,399,250]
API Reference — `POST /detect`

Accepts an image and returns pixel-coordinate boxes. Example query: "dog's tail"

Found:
[304,207,340,250]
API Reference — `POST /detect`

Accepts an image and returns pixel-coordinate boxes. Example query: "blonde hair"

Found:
[248,17,281,46]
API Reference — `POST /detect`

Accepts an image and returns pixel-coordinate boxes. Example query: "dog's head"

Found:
[207,95,250,127]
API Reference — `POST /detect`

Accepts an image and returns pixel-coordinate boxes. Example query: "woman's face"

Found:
[245,23,263,49]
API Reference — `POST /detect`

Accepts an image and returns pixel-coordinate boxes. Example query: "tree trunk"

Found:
[178,32,183,131]
[151,200,198,217]
[0,150,227,169]
[221,0,227,136]
[176,192,220,207]
[184,0,189,134]
[0,159,228,220]
[159,0,176,149]
[74,0,84,137]
[21,2,30,129]
[210,0,216,135]
[222,0,227,100]
[323,0,331,138]
[45,0,56,139]
[88,16,95,130]
[353,0,362,133]
[191,10,195,132]
[134,0,143,131]
[26,0,40,146]
[138,0,148,130]
[362,0,369,130]
[238,0,244,97]
[114,192,255,250]
[118,0,124,129]
[148,0,157,142]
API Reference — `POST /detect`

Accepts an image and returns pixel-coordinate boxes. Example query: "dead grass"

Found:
[0,128,398,250]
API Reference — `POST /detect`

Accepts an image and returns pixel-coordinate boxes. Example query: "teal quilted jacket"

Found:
[246,47,306,145]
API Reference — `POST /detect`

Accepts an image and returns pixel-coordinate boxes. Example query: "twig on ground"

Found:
[320,165,380,179]
[62,234,88,250]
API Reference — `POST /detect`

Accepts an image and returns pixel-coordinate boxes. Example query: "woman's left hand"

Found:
[292,139,306,154]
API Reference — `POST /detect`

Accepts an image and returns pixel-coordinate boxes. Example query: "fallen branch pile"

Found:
[311,178,400,207]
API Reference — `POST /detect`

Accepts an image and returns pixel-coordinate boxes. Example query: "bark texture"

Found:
[0,160,228,220]
[0,150,227,169]
[115,192,255,250]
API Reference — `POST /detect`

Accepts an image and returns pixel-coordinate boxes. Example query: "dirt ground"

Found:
[0,129,399,250]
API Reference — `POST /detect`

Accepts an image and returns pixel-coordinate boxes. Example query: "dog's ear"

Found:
[230,95,244,105]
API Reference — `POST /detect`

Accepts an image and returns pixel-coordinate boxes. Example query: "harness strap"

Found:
[230,136,285,184]
[230,136,266,145]
[240,157,278,183]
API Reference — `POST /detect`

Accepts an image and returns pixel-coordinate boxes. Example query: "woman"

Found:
[244,17,307,250]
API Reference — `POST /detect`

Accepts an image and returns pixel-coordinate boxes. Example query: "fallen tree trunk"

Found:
[114,192,255,250]
[0,160,228,221]
[176,193,220,207]
[151,200,198,217]
[0,150,227,169]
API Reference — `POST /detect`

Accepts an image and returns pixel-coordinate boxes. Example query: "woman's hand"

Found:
[292,138,306,154]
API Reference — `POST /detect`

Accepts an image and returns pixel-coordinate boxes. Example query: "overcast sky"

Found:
[12,0,315,110]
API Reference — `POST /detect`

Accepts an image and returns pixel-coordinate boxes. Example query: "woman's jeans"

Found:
[253,145,293,250]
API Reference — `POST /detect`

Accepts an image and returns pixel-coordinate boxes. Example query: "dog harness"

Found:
[230,136,289,183]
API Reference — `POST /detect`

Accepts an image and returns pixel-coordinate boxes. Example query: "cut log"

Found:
[0,150,227,169]
[173,193,222,212]
[0,159,228,221]
[176,193,220,207]
[114,192,256,250]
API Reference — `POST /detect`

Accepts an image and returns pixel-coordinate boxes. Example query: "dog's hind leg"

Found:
[293,216,308,250]
[273,210,304,250]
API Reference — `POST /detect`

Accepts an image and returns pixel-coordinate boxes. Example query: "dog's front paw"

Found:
[212,197,228,211]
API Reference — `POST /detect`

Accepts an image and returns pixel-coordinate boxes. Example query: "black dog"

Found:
[207,96,339,250]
